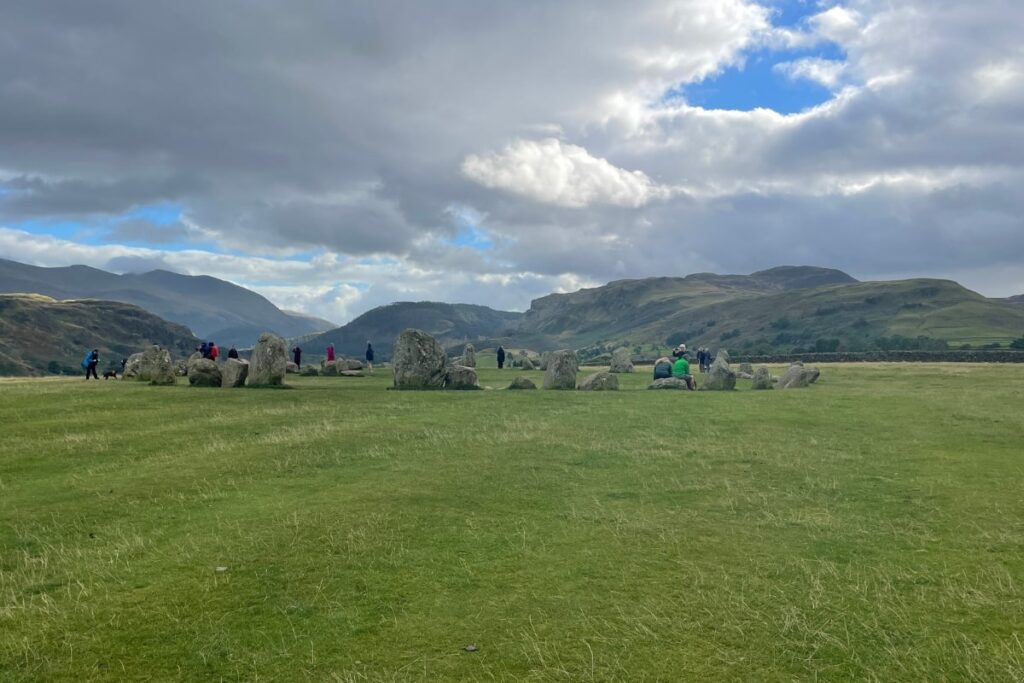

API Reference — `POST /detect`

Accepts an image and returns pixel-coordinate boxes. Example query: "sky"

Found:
[1,0,1023,324]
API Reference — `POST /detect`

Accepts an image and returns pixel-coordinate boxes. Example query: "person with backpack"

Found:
[227,346,239,360]
[365,342,374,373]
[208,342,219,362]
[497,346,506,369]
[292,346,302,368]
[82,349,99,380]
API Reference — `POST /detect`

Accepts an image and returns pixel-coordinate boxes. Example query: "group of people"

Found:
[694,347,713,373]
[197,341,239,361]
[653,344,698,390]
[293,342,374,372]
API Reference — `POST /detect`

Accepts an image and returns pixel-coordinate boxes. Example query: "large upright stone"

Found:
[778,364,821,389]
[518,351,536,370]
[392,328,448,390]
[578,371,619,391]
[462,343,477,368]
[538,352,550,371]
[123,352,144,379]
[248,332,288,386]
[321,361,339,376]
[140,345,176,385]
[609,347,634,374]
[445,365,481,390]
[300,365,319,377]
[738,362,754,375]
[752,366,774,390]
[543,350,578,390]
[701,355,736,391]
[222,358,249,387]
[188,358,223,387]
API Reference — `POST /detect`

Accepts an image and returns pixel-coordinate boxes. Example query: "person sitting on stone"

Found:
[672,348,696,390]
[653,356,674,380]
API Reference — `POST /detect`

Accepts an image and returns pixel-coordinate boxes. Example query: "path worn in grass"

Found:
[2,364,1023,681]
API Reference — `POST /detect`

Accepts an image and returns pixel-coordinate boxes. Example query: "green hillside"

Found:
[0,294,199,376]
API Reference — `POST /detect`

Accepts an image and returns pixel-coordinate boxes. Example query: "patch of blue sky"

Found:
[668,0,848,114]
[8,217,96,240]
[447,225,494,251]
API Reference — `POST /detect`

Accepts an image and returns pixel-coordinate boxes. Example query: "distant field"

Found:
[2,365,1023,681]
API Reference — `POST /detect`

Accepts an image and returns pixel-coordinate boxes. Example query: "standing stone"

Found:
[123,352,144,378]
[752,367,774,390]
[463,343,477,368]
[188,358,223,387]
[392,328,448,390]
[609,347,634,373]
[507,377,537,390]
[649,377,691,390]
[778,365,821,389]
[578,371,619,391]
[247,332,288,386]
[286,362,299,374]
[321,361,339,376]
[543,350,578,390]
[701,355,736,391]
[538,352,550,371]
[300,365,319,377]
[140,345,176,385]
[222,358,250,387]
[517,351,536,370]
[739,362,754,375]
[445,365,481,390]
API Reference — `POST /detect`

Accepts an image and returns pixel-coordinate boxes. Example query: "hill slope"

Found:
[0,294,199,376]
[0,259,334,347]
[307,302,523,359]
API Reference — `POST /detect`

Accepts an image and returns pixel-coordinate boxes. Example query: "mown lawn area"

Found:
[2,364,1023,681]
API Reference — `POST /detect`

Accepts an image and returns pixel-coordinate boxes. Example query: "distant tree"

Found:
[46,360,62,374]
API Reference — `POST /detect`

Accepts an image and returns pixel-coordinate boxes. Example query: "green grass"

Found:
[2,365,1023,681]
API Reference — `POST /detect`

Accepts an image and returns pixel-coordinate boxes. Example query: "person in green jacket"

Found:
[671,346,695,390]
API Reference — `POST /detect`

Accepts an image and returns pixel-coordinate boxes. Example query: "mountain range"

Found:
[0,258,334,348]
[1,259,1022,374]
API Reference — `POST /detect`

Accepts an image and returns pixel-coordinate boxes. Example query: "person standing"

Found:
[208,342,219,362]
[292,346,302,368]
[200,341,209,359]
[365,342,374,374]
[83,348,99,380]
[227,346,239,359]
[326,343,336,362]
[497,346,506,369]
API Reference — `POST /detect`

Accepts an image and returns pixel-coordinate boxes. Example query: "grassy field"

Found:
[2,364,1023,681]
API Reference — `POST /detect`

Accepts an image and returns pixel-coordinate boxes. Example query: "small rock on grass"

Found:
[463,644,478,653]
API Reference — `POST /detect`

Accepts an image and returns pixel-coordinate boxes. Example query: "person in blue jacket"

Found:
[82,349,99,380]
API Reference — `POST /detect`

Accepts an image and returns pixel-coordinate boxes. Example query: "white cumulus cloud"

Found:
[461,138,672,208]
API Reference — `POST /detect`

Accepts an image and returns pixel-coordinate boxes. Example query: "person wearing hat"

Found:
[671,345,695,390]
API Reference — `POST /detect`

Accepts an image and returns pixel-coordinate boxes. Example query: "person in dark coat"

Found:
[292,346,302,368]
[497,346,506,369]
[84,349,99,380]
[200,342,209,359]
[227,347,239,359]
[365,342,374,373]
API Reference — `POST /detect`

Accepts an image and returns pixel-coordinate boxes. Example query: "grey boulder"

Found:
[507,377,537,390]
[188,358,223,387]
[392,328,448,389]
[578,371,619,391]
[543,350,579,390]
[140,345,176,385]
[649,377,691,390]
[222,358,249,387]
[462,344,477,368]
[609,347,634,373]
[752,367,774,390]
[778,364,821,389]
[700,355,736,391]
[248,332,288,386]
[445,364,481,390]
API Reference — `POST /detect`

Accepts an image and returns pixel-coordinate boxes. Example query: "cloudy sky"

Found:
[2,0,1022,323]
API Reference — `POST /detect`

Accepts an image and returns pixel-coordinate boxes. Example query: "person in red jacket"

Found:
[208,342,219,361]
